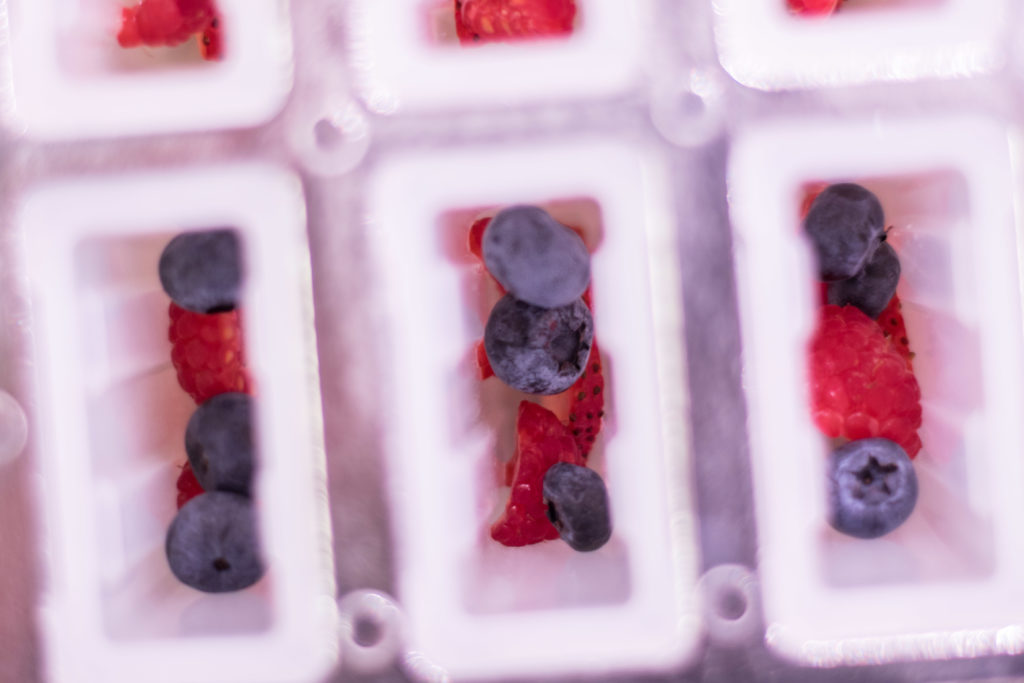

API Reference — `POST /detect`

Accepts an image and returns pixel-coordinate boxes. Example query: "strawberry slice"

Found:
[490,401,584,546]
[566,340,604,457]
[176,461,204,509]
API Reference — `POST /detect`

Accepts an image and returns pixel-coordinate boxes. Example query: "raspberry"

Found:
[566,340,604,457]
[197,14,223,60]
[809,305,923,458]
[787,0,841,16]
[877,294,914,367]
[118,0,218,52]
[474,339,495,379]
[458,0,576,44]
[490,401,585,546]
[468,216,489,263]
[454,0,476,43]
[168,302,251,404]
[176,461,204,509]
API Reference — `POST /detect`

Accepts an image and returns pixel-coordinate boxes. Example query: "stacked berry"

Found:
[117,0,223,60]
[787,0,845,16]
[454,0,576,45]
[802,183,921,538]
[472,206,612,551]
[159,230,263,592]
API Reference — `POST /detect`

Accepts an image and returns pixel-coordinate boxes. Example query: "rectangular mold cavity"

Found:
[346,0,648,114]
[729,116,1024,663]
[367,139,699,680]
[712,0,1010,90]
[19,164,337,683]
[4,0,292,139]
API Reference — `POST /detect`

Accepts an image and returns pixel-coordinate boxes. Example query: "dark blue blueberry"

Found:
[166,491,264,593]
[828,437,918,539]
[158,229,242,313]
[543,462,612,552]
[804,183,886,282]
[185,393,255,496]
[827,241,900,319]
[482,205,590,309]
[484,294,593,395]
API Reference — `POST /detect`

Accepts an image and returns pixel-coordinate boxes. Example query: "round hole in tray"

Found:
[313,118,345,151]
[716,586,747,621]
[338,589,405,673]
[353,613,383,648]
[698,564,761,645]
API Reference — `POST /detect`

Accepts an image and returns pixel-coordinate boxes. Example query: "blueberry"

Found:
[827,437,918,539]
[165,491,264,593]
[482,205,590,309]
[542,462,612,552]
[484,294,593,395]
[827,241,900,319]
[158,229,242,313]
[185,393,255,496]
[804,183,886,281]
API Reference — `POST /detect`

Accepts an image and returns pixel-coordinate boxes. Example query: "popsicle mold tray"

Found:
[1,0,1024,682]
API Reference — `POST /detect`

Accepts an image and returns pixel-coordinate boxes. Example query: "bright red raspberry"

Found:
[490,401,585,546]
[176,461,204,508]
[458,0,576,44]
[197,14,223,60]
[468,216,489,260]
[877,294,914,368]
[566,340,604,457]
[809,305,923,458]
[474,339,495,380]
[118,0,218,51]
[787,0,841,16]
[168,302,251,404]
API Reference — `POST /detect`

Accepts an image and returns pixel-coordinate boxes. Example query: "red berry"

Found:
[458,0,576,44]
[787,0,841,16]
[808,305,922,458]
[877,294,914,367]
[800,182,829,219]
[176,461,204,509]
[475,339,495,380]
[566,340,604,457]
[197,14,223,60]
[168,302,251,404]
[454,0,476,42]
[468,216,489,260]
[490,401,585,546]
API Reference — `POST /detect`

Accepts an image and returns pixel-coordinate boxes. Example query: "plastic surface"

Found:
[367,138,700,679]
[1,0,1024,681]
[713,0,1011,90]
[18,164,338,683]
[730,115,1024,662]
[4,0,293,139]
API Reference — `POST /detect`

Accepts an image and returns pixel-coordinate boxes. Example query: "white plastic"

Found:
[712,0,1011,90]
[729,115,1024,662]
[18,163,338,683]
[4,0,293,139]
[367,139,700,679]
[347,0,649,113]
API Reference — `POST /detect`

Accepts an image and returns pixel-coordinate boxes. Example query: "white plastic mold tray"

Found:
[4,0,292,140]
[367,139,699,680]
[18,164,338,683]
[712,0,1011,90]
[729,116,1024,663]
[348,0,649,114]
